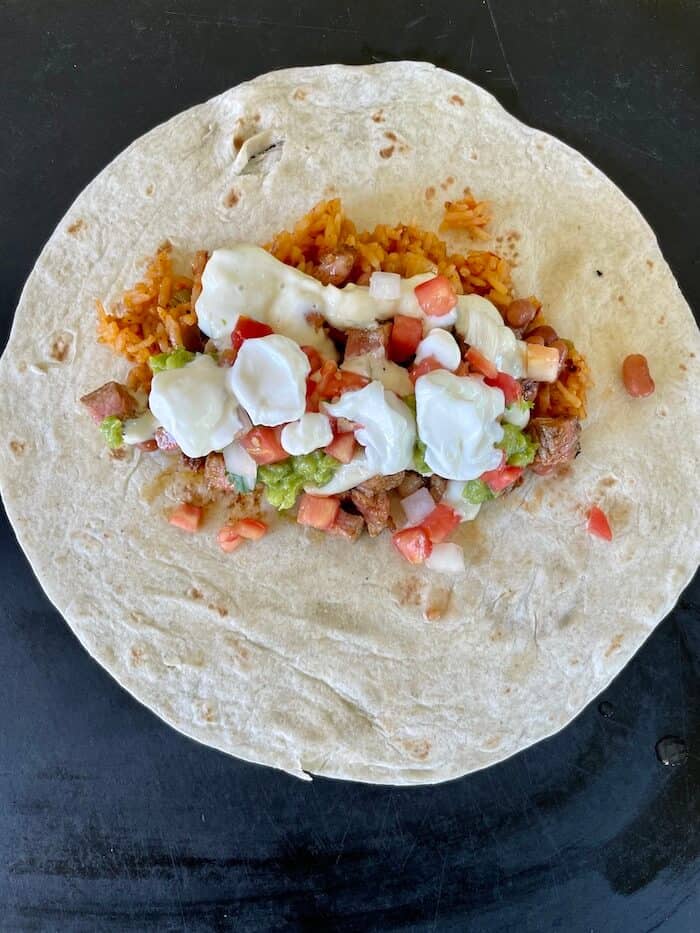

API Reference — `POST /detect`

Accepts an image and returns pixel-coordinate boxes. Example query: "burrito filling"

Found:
[81,196,589,569]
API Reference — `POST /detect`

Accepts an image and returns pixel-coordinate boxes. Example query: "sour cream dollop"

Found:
[148,354,244,458]
[227,334,310,427]
[324,381,416,475]
[455,294,525,377]
[415,371,505,480]
[281,413,333,456]
[415,328,461,371]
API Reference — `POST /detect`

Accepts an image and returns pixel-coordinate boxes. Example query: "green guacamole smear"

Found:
[100,416,124,449]
[148,347,195,373]
[462,479,495,505]
[258,451,339,510]
[497,423,538,467]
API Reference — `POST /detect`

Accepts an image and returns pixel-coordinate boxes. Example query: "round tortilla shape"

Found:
[0,63,698,784]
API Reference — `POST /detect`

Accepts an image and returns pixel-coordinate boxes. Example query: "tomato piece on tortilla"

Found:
[217,526,244,552]
[481,464,523,493]
[231,316,273,352]
[169,503,202,533]
[241,426,288,465]
[587,506,613,541]
[414,275,457,317]
[325,431,357,464]
[297,494,340,530]
[409,355,443,384]
[389,315,423,362]
[421,504,461,544]
[392,527,433,564]
[485,371,522,405]
[317,361,369,400]
[466,347,498,380]
[231,519,268,541]
[301,345,324,373]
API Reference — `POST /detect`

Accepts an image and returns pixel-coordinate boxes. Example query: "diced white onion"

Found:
[400,487,436,527]
[234,405,253,439]
[369,271,402,301]
[526,343,559,383]
[222,440,258,491]
[425,542,466,574]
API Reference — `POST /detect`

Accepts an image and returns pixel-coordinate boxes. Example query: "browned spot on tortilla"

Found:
[450,94,464,106]
[617,295,625,303]
[483,736,501,749]
[691,352,696,358]
[10,440,26,455]
[503,686,511,694]
[679,363,687,371]
[536,141,545,150]
[598,475,617,488]
[425,186,436,201]
[458,521,487,564]
[371,110,385,123]
[402,738,431,760]
[470,152,478,160]
[130,645,145,665]
[201,703,217,723]
[399,143,410,153]
[324,184,337,195]
[489,628,505,642]
[67,219,84,235]
[292,87,307,100]
[423,584,452,621]
[207,603,228,618]
[379,145,395,159]
[233,133,245,150]
[49,332,72,362]
[506,230,521,241]
[657,406,668,418]
[605,633,623,658]
[522,484,545,514]
[570,657,580,665]
[384,130,397,141]
[646,259,654,269]
[657,314,667,325]
[224,635,251,666]
[18,361,27,373]
[187,587,203,600]
[224,188,240,208]
[158,239,172,254]
[109,448,127,460]
[145,183,155,196]
[393,576,423,608]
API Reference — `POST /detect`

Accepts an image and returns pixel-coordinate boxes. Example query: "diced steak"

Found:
[519,378,539,403]
[350,488,392,537]
[344,324,392,360]
[429,475,447,502]
[529,417,581,475]
[316,248,356,286]
[181,453,205,472]
[356,471,406,495]
[204,452,232,490]
[154,427,179,451]
[398,471,426,498]
[80,381,137,424]
[327,508,365,541]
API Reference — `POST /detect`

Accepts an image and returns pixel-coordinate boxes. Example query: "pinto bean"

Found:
[526,325,558,344]
[622,354,655,397]
[506,299,537,329]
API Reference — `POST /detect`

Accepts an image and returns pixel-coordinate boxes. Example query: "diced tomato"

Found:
[168,503,202,533]
[481,464,523,492]
[296,494,340,530]
[241,426,288,465]
[392,527,433,564]
[409,355,443,384]
[414,275,457,317]
[231,518,268,540]
[485,371,522,405]
[316,361,369,400]
[421,504,461,544]
[325,431,357,464]
[231,316,273,352]
[217,526,244,553]
[466,347,498,379]
[587,506,613,541]
[389,315,423,362]
[301,345,323,373]
[306,376,321,413]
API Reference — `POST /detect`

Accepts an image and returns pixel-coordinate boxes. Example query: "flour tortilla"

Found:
[1,63,698,784]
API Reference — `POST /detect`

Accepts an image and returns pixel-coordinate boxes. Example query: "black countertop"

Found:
[1,2,698,930]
